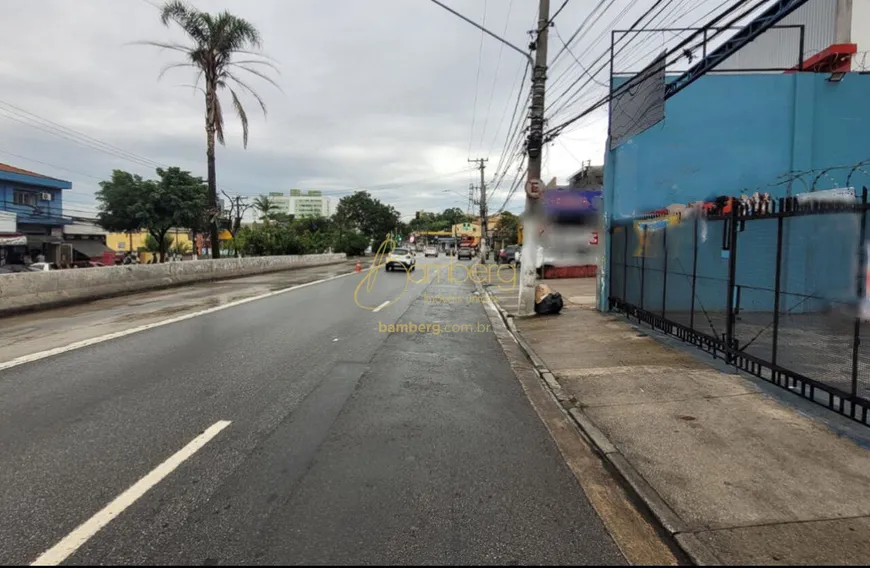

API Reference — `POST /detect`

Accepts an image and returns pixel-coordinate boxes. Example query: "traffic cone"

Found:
[355,260,362,273]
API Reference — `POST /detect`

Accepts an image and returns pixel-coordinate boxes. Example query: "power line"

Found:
[546,0,673,119]
[552,24,608,88]
[545,0,760,140]
[548,0,611,70]
[477,0,513,151]
[546,0,624,93]
[486,59,529,160]
[467,0,489,157]
[0,149,104,181]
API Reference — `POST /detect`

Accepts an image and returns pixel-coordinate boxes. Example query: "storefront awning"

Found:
[70,240,114,259]
[0,233,26,246]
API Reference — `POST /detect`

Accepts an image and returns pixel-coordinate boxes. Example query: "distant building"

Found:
[569,164,604,189]
[0,162,72,264]
[266,189,331,219]
[63,219,113,263]
[107,228,197,263]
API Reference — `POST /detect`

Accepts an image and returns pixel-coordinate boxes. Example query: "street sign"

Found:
[525,178,543,198]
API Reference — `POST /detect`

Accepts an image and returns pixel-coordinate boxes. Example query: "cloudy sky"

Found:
[0,0,744,221]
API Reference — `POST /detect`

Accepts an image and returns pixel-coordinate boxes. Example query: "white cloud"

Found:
[4,0,721,219]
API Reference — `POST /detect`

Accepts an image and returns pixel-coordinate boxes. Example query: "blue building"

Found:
[0,162,72,263]
[601,70,870,313]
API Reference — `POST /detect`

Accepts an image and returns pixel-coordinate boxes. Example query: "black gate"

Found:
[609,190,870,425]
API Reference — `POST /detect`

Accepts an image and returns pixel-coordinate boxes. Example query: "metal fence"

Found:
[609,189,870,426]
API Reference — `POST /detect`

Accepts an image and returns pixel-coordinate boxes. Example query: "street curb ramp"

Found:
[477,282,720,566]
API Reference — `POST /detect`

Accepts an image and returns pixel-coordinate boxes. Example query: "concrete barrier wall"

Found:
[0,253,347,315]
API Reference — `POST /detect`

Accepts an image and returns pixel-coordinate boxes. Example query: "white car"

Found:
[385,247,416,272]
[423,246,438,258]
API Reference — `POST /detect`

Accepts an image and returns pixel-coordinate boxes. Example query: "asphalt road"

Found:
[0,259,361,364]
[0,256,627,565]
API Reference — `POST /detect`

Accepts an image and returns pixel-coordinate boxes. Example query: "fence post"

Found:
[772,200,784,367]
[623,224,629,302]
[690,213,699,329]
[851,187,868,398]
[724,208,739,363]
[661,225,668,318]
[608,225,615,308]
[640,225,647,311]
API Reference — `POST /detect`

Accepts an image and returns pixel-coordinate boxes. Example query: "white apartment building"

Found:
[266,189,332,219]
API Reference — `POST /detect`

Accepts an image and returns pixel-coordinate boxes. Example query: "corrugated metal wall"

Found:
[715,0,839,71]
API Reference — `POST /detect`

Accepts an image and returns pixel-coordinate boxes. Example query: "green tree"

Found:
[96,167,208,262]
[146,0,279,259]
[334,232,369,256]
[440,207,468,228]
[335,191,400,246]
[142,234,174,257]
[171,239,192,256]
[253,195,279,224]
[95,170,148,252]
[494,211,520,244]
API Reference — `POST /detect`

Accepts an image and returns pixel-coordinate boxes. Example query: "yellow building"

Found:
[107,228,195,263]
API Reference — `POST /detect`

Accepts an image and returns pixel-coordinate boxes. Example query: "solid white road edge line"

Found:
[372,300,391,313]
[30,420,232,566]
[0,271,359,373]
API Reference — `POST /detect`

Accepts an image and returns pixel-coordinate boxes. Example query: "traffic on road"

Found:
[0,253,664,565]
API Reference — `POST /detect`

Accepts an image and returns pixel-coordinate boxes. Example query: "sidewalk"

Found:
[486,278,870,565]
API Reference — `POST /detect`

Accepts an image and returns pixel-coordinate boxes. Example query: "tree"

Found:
[142,234,174,257]
[495,211,520,244]
[252,195,279,224]
[147,0,279,259]
[440,207,468,228]
[95,170,148,252]
[96,167,208,262]
[334,191,400,246]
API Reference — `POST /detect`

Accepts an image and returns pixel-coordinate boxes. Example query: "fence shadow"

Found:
[609,190,870,426]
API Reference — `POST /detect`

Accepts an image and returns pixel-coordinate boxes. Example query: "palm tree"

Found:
[252,195,279,225]
[145,1,279,259]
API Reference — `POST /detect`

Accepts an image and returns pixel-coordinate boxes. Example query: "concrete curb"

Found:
[478,283,720,567]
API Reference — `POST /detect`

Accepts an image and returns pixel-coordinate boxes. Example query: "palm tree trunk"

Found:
[205,87,220,259]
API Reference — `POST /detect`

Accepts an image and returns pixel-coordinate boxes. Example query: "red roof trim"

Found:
[785,43,858,74]
[0,162,64,182]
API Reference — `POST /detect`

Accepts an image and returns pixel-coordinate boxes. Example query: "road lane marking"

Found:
[30,420,232,566]
[0,271,359,373]
[372,300,391,313]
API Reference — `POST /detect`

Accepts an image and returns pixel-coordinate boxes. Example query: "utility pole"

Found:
[469,158,488,263]
[518,0,550,316]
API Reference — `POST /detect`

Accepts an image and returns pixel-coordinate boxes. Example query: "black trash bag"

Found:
[535,291,564,315]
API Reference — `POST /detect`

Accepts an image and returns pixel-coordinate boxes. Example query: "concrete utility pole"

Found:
[518,0,550,316]
[469,158,489,263]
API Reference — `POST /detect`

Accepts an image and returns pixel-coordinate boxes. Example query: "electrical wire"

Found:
[478,0,513,151]
[467,0,489,157]
[545,0,759,140]
[545,0,673,120]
